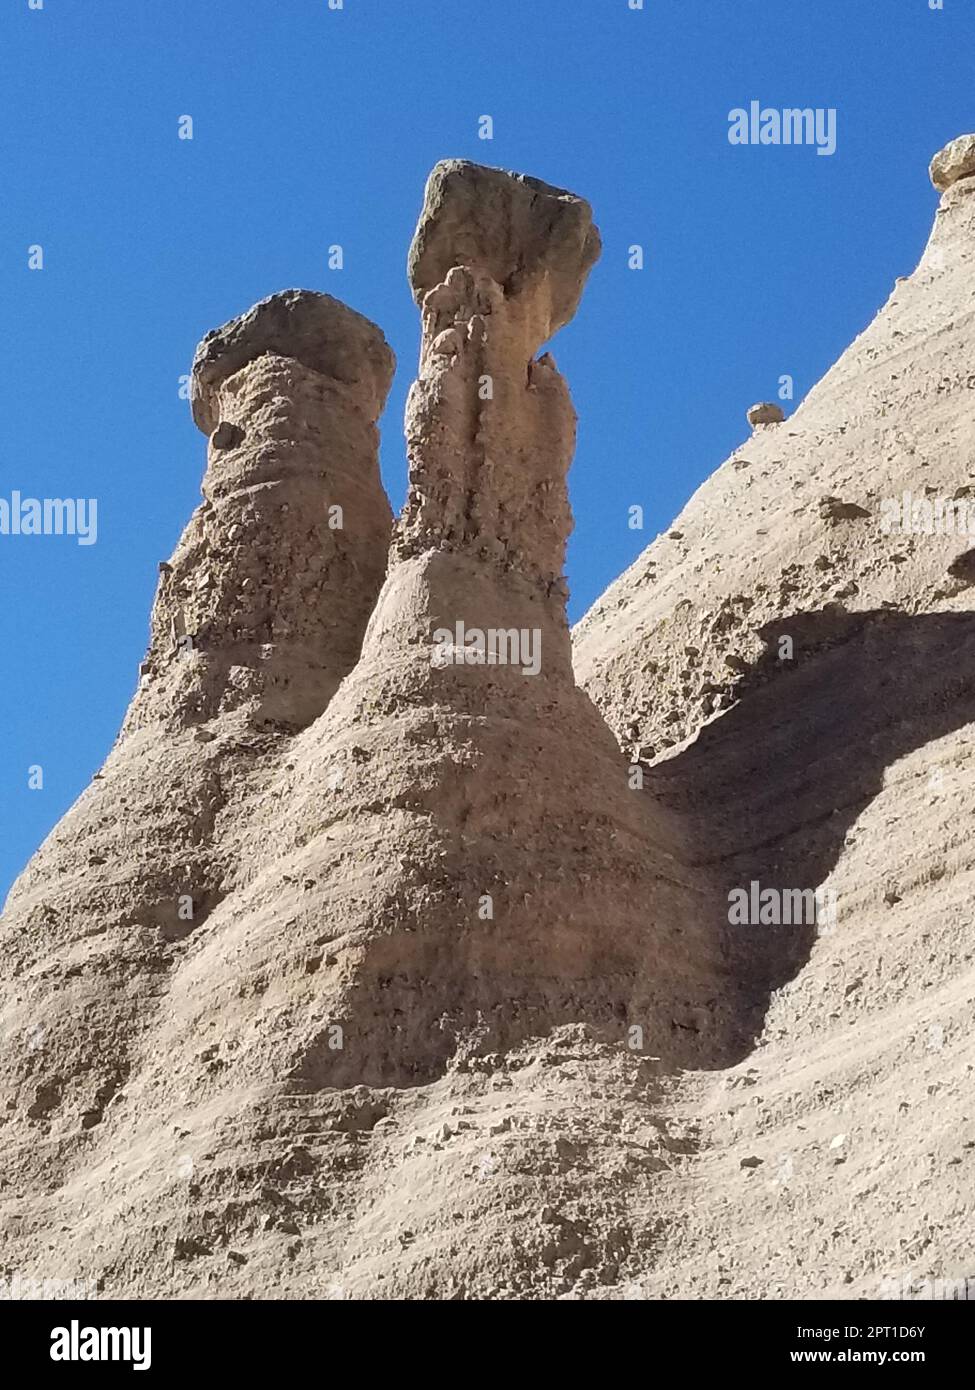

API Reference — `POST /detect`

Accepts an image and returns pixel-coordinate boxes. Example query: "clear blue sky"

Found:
[1,0,972,899]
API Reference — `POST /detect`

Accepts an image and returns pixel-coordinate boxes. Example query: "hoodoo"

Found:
[3,138,973,1301]
[0,163,731,1299]
[131,288,395,732]
[0,288,394,1227]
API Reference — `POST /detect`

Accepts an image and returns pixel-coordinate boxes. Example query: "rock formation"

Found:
[746,401,785,427]
[2,142,974,1301]
[133,288,394,733]
[229,160,733,1086]
[929,132,975,192]
[0,289,394,1246]
[573,134,975,1296]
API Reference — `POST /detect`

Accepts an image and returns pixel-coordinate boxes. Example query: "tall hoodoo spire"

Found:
[0,288,394,1197]
[212,160,726,1117]
[128,289,395,733]
[397,161,600,600]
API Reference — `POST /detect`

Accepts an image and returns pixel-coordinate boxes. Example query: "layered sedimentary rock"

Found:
[0,291,393,1219]
[573,137,975,1296]
[256,161,730,1079]
[0,164,733,1300]
[55,162,727,1298]
[3,139,973,1302]
[131,289,394,732]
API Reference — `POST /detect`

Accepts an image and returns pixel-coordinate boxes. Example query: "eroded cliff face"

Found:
[572,140,975,1297]
[2,145,973,1302]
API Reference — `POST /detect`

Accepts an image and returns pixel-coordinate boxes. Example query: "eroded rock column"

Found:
[0,289,394,1192]
[128,289,395,732]
[401,162,599,577]
[205,164,729,1100]
[353,161,602,687]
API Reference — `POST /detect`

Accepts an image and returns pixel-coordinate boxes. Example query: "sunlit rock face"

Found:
[0,288,393,1212]
[3,139,973,1302]
[572,134,975,1298]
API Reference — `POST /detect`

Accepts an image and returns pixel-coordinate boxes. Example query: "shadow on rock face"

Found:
[649,606,975,1057]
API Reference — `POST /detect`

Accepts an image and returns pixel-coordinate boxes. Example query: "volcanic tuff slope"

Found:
[2,144,973,1300]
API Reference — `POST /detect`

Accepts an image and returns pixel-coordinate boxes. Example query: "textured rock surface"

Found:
[2,147,973,1302]
[190,289,393,434]
[746,401,785,427]
[0,289,394,1230]
[0,165,731,1300]
[573,147,975,1296]
[408,160,601,343]
[929,132,975,192]
[131,295,394,734]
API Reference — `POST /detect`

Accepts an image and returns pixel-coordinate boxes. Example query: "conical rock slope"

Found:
[572,138,975,1298]
[0,289,394,1269]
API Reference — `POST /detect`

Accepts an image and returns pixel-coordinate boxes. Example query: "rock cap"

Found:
[190,289,395,433]
[408,160,601,339]
[929,134,975,193]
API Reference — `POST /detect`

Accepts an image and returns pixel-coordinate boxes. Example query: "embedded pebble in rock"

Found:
[746,401,785,427]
